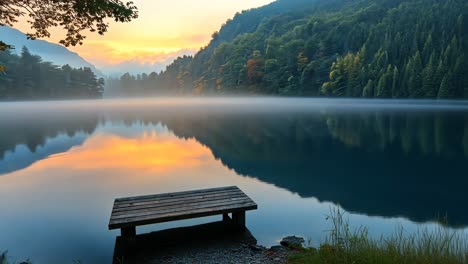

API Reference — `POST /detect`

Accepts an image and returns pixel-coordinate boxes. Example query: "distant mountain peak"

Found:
[0,26,104,78]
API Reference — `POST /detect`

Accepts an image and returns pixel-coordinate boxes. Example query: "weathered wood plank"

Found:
[113,189,243,209]
[110,202,257,226]
[114,188,243,206]
[111,199,255,221]
[112,198,253,219]
[111,200,255,223]
[112,196,251,216]
[109,202,257,229]
[115,186,238,203]
[108,186,257,230]
[113,193,245,211]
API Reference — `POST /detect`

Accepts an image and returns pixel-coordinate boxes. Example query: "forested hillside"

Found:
[0,47,104,100]
[114,0,468,98]
[0,27,105,78]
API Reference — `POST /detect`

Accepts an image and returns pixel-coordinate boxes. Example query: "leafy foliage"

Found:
[0,0,138,49]
[115,0,467,98]
[0,47,104,100]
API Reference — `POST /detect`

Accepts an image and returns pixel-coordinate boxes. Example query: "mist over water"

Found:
[2,97,468,115]
[1,97,468,263]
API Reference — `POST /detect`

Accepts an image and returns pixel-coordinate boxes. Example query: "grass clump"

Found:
[289,207,468,264]
[1,251,32,264]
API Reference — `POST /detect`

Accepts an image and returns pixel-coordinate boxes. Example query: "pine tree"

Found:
[18,46,36,98]
[400,60,412,97]
[452,55,465,97]
[434,59,445,90]
[422,33,434,63]
[391,66,399,97]
[108,0,468,99]
[437,76,450,98]
[408,51,423,97]
[376,65,392,98]
[376,74,387,98]
[422,53,436,97]
[0,48,103,99]
[362,80,374,97]
[443,37,458,67]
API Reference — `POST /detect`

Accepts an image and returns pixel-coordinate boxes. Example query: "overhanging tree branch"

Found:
[0,0,138,50]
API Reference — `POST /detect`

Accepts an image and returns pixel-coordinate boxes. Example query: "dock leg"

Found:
[121,226,136,245]
[223,213,231,222]
[232,211,246,231]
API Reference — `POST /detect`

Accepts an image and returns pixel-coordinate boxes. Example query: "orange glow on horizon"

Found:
[0,126,248,195]
[35,131,213,172]
[11,0,275,67]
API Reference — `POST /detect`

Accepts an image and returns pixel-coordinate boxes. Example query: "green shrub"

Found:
[289,207,468,264]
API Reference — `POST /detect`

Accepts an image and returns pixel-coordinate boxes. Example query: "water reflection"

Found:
[163,110,468,225]
[0,133,87,175]
[325,111,468,158]
[37,129,211,172]
[1,98,468,263]
[0,108,99,173]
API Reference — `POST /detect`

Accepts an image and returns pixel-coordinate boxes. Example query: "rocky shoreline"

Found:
[154,236,305,264]
[112,221,306,264]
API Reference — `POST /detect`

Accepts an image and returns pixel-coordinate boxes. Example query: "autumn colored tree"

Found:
[114,0,467,99]
[247,50,264,85]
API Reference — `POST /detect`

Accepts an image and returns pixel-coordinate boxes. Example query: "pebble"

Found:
[132,236,306,263]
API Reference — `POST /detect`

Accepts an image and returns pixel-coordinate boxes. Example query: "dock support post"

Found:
[232,211,246,231]
[121,226,136,245]
[223,213,231,222]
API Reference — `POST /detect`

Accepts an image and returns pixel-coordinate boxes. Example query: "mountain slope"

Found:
[118,0,468,98]
[0,27,104,78]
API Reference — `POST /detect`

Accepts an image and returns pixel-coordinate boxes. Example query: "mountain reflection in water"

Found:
[1,98,468,225]
[0,98,467,262]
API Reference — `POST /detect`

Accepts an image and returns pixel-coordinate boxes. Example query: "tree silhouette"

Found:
[0,47,104,100]
[0,0,138,50]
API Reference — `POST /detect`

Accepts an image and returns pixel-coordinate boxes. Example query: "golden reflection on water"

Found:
[0,124,296,262]
[0,126,244,197]
[2,113,468,262]
[38,131,212,172]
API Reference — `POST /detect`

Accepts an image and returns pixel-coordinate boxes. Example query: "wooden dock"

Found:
[109,186,258,242]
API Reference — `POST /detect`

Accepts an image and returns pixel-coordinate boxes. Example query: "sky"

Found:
[13,0,274,73]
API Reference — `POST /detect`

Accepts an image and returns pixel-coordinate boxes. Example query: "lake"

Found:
[1,98,468,263]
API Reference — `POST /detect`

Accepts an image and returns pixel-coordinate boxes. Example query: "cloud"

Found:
[69,34,205,68]
[10,0,275,72]
[100,49,198,76]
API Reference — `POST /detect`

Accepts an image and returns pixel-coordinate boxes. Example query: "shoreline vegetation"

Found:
[289,208,468,264]
[0,47,104,100]
[3,208,468,264]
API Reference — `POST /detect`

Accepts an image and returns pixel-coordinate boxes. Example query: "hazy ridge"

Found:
[0,26,104,78]
[110,0,468,99]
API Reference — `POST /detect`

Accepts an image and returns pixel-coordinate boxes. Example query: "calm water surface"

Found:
[1,98,468,263]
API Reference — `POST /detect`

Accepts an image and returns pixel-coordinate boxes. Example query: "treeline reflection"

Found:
[1,106,467,226]
[0,111,99,160]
